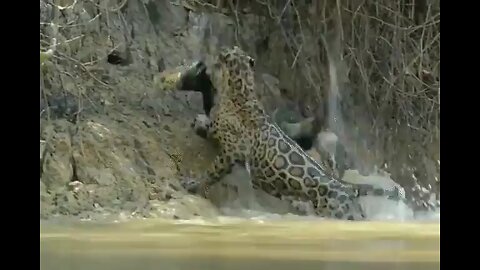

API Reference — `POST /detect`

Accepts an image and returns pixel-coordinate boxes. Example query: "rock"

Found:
[317,131,339,155]
[41,132,73,189]
[40,89,218,219]
[148,196,220,220]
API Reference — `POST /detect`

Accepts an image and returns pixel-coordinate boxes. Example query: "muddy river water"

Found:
[40,216,439,270]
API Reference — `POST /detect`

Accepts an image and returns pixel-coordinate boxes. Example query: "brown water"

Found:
[40,218,439,270]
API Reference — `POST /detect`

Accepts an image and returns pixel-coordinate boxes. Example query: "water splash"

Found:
[212,165,438,223]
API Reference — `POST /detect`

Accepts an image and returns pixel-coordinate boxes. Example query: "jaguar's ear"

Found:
[194,61,207,77]
[218,51,227,62]
[248,57,255,68]
[219,46,233,62]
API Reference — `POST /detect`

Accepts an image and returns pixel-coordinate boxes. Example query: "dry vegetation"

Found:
[276,0,439,208]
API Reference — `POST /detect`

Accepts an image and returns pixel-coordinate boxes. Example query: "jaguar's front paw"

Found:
[180,176,200,193]
[180,177,209,197]
[192,114,211,139]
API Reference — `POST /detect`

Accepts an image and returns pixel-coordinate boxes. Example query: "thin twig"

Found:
[54,52,112,89]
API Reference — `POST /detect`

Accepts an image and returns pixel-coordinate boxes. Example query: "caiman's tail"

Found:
[354,183,407,203]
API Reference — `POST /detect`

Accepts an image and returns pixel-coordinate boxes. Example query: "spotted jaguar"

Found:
[179,46,405,220]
